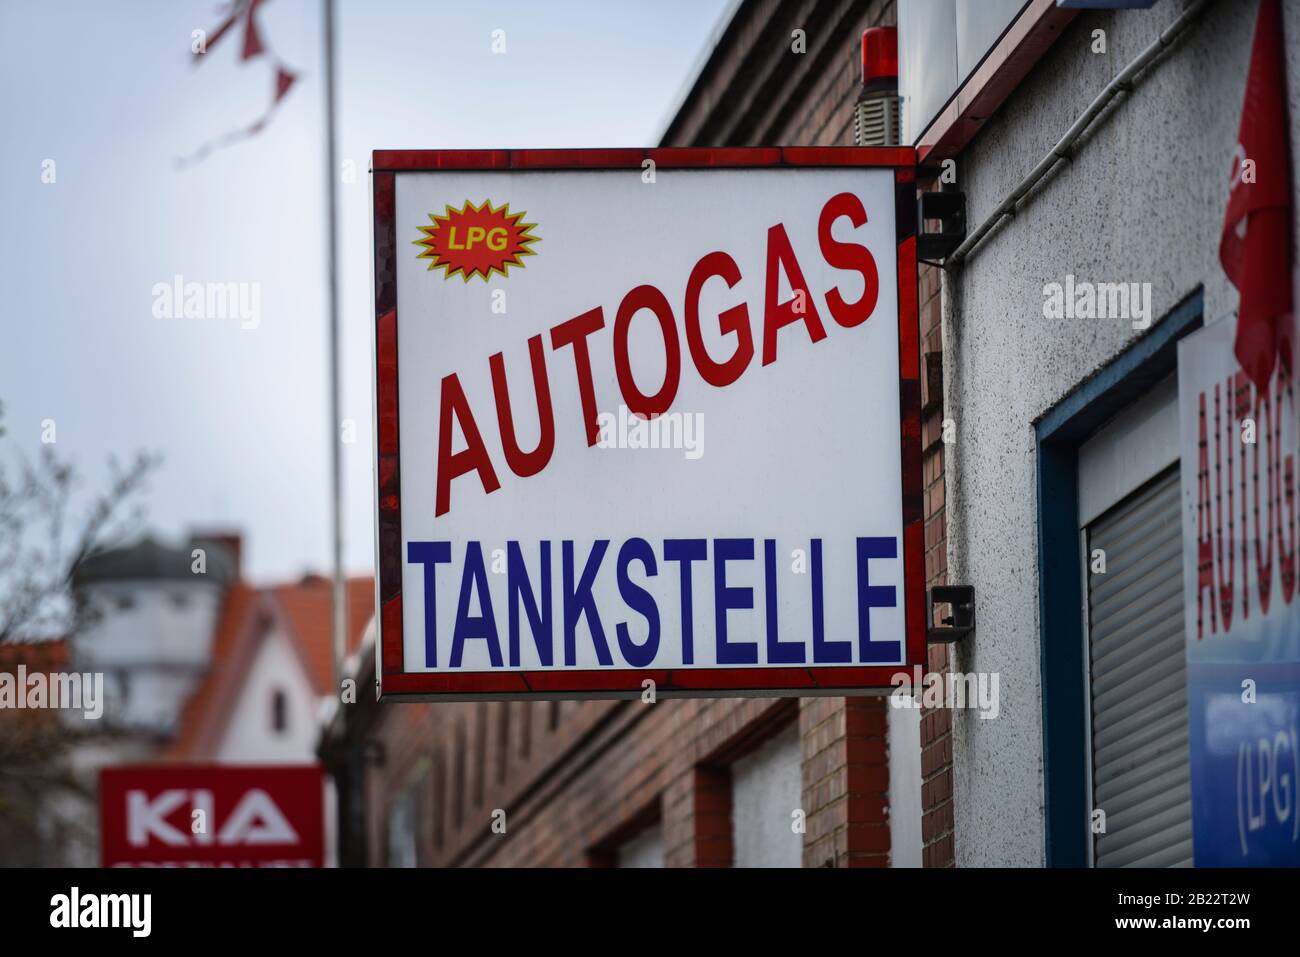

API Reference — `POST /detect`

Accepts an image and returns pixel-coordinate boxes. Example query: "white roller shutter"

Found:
[1085,468,1193,868]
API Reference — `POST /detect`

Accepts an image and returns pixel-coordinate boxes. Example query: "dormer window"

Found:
[271,689,288,734]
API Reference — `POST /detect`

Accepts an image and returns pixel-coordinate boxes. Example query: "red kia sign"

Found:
[100,765,324,867]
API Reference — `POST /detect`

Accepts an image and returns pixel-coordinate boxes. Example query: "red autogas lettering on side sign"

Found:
[1193,369,1300,639]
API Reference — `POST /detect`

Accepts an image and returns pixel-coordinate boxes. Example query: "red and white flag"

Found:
[179,0,298,166]
[1221,0,1294,392]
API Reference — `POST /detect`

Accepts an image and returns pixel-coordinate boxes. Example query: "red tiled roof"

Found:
[272,576,374,695]
[165,576,374,761]
[0,639,72,732]
[164,583,259,760]
[0,638,70,672]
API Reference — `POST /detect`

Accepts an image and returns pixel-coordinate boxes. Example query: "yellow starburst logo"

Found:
[413,199,539,282]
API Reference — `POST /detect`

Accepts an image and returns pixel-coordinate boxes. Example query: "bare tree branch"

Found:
[0,399,161,864]
[0,400,159,644]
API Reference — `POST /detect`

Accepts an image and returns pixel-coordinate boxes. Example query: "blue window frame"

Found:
[1034,288,1202,866]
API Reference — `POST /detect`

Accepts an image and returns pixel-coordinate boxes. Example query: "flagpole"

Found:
[323,0,346,688]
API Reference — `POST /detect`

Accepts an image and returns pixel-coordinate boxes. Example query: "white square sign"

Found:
[372,149,923,700]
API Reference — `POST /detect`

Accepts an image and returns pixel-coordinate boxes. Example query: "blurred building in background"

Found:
[3,532,372,867]
[163,572,372,765]
[71,535,236,740]
[41,534,237,865]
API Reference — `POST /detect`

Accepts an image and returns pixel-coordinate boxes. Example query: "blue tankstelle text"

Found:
[406,536,901,669]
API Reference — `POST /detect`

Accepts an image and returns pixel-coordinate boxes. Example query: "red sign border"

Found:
[372,147,923,701]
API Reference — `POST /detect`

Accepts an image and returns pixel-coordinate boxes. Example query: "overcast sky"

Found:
[0,0,731,582]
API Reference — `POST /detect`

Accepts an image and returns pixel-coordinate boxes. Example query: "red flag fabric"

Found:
[240,0,267,61]
[203,10,241,57]
[273,65,296,103]
[1221,0,1294,392]
[193,0,265,64]
[179,0,297,167]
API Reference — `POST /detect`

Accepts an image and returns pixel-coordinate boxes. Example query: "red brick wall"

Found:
[367,696,810,867]
[363,691,895,868]
[919,258,954,868]
[800,696,889,866]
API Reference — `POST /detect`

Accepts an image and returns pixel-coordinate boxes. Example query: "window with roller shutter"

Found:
[1084,467,1193,868]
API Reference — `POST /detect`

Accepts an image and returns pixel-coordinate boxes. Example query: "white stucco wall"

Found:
[215,626,321,764]
[943,0,1300,866]
[71,581,224,733]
